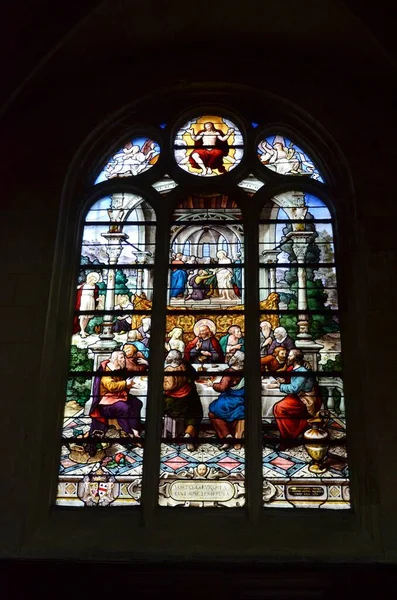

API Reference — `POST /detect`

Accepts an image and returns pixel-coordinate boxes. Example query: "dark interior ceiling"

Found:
[1,1,395,114]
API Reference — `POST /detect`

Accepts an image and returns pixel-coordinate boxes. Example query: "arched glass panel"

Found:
[57,193,156,506]
[159,194,245,507]
[259,191,349,509]
[56,103,349,513]
[257,135,324,182]
[182,240,191,256]
[95,137,160,184]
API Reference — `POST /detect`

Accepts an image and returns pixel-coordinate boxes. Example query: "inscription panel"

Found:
[169,480,235,502]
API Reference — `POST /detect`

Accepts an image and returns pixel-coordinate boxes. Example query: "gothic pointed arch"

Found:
[56,92,350,511]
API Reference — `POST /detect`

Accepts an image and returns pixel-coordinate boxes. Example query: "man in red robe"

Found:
[184,324,224,364]
[260,346,287,374]
[188,122,235,175]
[273,349,322,443]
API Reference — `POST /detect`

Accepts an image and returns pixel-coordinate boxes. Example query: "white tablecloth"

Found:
[191,365,283,420]
[261,379,284,419]
[127,370,284,421]
[128,376,148,418]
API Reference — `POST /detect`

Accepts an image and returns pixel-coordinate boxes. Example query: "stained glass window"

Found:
[159,194,245,507]
[259,191,348,508]
[57,193,155,506]
[57,112,349,511]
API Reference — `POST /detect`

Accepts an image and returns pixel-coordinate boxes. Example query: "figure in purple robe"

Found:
[89,351,142,438]
[186,270,214,301]
[267,326,296,355]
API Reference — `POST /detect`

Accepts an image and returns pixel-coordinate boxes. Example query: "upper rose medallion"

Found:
[174,115,243,177]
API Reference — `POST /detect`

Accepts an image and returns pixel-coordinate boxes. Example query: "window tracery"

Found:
[57,108,349,510]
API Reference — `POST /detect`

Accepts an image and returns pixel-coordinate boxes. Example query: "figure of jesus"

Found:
[186,122,235,175]
[215,250,240,301]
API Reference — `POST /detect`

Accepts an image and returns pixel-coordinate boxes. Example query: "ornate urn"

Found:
[303,410,330,474]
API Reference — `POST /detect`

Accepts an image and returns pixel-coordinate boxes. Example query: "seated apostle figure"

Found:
[260,346,288,374]
[207,351,245,450]
[273,348,322,444]
[163,350,203,451]
[89,350,142,439]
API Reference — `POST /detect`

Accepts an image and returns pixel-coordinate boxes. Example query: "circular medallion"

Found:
[174,115,243,177]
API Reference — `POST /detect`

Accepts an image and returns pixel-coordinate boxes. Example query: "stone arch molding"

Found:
[49,81,358,517]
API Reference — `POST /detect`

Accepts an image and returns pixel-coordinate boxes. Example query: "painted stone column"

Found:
[326,386,335,410]
[102,232,128,342]
[262,250,279,295]
[89,232,128,352]
[134,250,148,295]
[286,230,312,341]
[285,230,323,370]
[85,232,127,415]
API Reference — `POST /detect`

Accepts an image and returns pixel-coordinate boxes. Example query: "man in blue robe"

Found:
[207,351,245,450]
[170,253,188,298]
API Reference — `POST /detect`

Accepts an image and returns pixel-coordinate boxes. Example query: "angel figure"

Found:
[105,140,159,178]
[259,136,301,175]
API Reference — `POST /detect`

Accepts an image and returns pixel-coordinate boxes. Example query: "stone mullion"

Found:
[243,202,262,522]
[140,202,170,525]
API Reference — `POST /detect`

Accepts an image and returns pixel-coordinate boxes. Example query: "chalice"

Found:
[197,354,207,371]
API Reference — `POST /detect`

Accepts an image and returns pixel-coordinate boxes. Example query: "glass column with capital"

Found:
[57,193,156,506]
[259,190,348,509]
